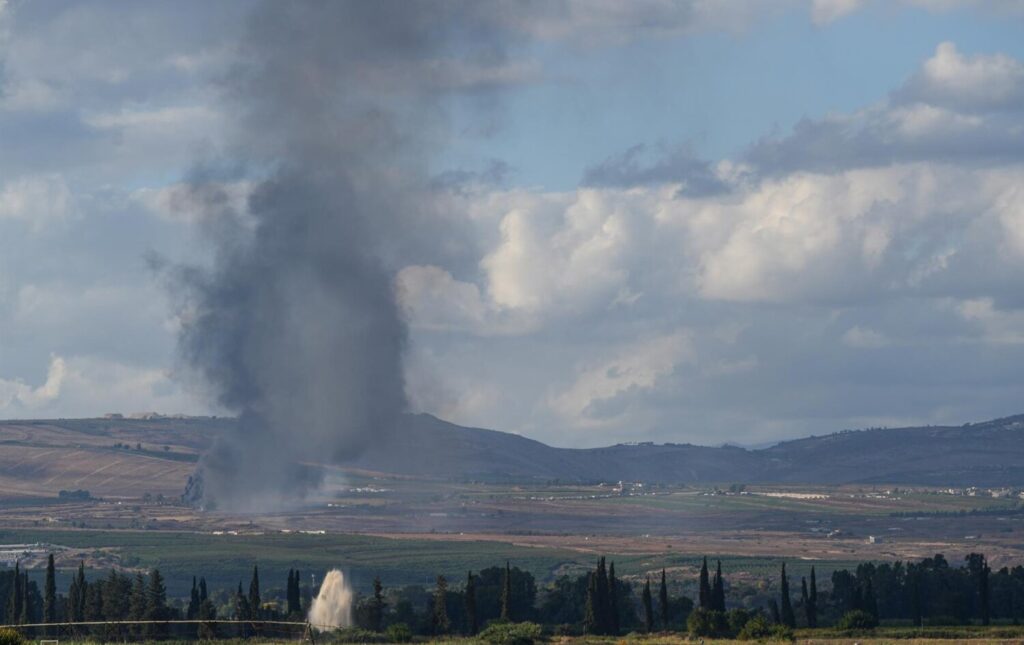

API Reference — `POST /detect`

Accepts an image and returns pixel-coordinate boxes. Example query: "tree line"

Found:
[1,551,1020,639]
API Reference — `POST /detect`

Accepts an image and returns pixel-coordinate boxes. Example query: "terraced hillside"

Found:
[0,417,227,500]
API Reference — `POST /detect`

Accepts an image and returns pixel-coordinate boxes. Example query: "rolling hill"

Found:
[1,412,1023,500]
[352,413,1024,487]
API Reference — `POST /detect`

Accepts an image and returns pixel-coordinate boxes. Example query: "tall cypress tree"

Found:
[584,572,598,634]
[712,561,726,611]
[20,571,33,626]
[500,561,512,621]
[43,554,56,628]
[145,568,168,639]
[979,556,991,626]
[235,581,251,638]
[77,562,87,622]
[6,561,22,625]
[83,581,103,622]
[608,561,620,636]
[465,571,478,635]
[431,575,449,635]
[642,577,654,633]
[595,557,609,634]
[370,576,385,632]
[698,557,711,610]
[285,570,297,617]
[779,563,795,628]
[248,565,261,620]
[198,590,218,641]
[863,578,878,622]
[807,566,818,628]
[129,573,147,638]
[658,569,669,630]
[285,571,293,615]
[188,576,200,619]
[800,577,809,627]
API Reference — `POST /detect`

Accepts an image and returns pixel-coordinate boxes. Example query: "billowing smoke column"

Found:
[308,570,354,630]
[173,2,511,511]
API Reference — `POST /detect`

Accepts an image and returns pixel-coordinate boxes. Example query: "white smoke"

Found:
[307,569,353,630]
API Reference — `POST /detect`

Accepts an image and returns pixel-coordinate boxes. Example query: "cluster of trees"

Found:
[827,553,1016,626]
[2,551,1021,639]
[0,555,180,639]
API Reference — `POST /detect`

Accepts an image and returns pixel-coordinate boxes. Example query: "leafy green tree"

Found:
[83,582,103,621]
[642,577,654,633]
[537,573,588,627]
[473,564,536,624]
[967,553,991,625]
[465,572,478,635]
[198,594,218,640]
[101,570,131,638]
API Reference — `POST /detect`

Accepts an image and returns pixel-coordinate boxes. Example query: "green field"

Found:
[0,527,863,599]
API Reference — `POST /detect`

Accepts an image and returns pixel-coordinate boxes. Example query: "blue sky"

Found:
[445,2,1024,189]
[3,0,1024,448]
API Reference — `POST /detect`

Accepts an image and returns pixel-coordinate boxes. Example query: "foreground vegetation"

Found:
[3,547,1024,643]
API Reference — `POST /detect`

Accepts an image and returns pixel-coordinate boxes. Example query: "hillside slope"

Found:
[2,413,1024,498]
[351,413,1024,486]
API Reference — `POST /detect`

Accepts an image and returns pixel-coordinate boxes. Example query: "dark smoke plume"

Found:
[172,1,516,511]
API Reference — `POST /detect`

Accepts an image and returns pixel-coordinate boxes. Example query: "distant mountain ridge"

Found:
[347,413,1024,487]
[4,413,1024,488]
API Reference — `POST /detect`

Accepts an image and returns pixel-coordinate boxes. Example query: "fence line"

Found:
[0,619,334,642]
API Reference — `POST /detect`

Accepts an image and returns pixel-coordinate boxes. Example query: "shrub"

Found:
[687,607,728,637]
[385,623,413,643]
[737,614,772,640]
[768,624,795,642]
[551,623,581,636]
[478,621,543,645]
[925,615,960,626]
[836,609,879,630]
[727,607,755,635]
[0,629,23,645]
[330,627,386,643]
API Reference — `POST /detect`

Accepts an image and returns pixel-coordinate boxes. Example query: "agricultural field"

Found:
[2,418,1024,600]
